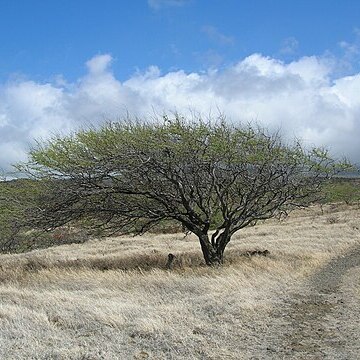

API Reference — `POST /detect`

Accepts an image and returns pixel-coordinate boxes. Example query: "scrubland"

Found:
[0,203,359,359]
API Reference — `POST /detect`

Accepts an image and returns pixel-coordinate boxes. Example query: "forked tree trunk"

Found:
[215,231,231,260]
[198,233,231,266]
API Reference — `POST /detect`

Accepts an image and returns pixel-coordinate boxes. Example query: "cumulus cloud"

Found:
[86,54,113,74]
[1,53,360,172]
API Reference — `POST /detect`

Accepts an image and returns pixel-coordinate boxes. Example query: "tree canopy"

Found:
[17,114,348,265]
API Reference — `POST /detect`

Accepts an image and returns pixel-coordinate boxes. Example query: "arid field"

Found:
[0,203,359,359]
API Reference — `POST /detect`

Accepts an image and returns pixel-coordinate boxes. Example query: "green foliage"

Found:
[322,179,360,204]
[15,114,350,264]
[0,179,90,253]
[0,179,38,251]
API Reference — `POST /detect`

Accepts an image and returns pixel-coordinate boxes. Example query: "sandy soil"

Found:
[269,246,360,359]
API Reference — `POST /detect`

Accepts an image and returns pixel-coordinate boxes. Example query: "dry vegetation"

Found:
[0,204,359,359]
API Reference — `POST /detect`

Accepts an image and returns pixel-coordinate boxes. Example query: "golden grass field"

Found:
[0,203,359,359]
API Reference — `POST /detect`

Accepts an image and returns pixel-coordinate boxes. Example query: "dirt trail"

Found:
[275,247,360,359]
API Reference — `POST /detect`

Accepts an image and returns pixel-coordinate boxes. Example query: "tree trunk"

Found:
[215,232,231,260]
[197,231,233,266]
[198,234,223,266]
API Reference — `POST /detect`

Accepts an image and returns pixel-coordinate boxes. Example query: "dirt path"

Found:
[274,247,360,359]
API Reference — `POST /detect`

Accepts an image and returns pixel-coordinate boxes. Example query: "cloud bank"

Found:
[1,53,360,171]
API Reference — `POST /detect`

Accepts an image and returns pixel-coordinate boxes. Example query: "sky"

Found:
[1,0,360,171]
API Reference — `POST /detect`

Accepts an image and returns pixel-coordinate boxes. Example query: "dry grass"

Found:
[0,204,359,359]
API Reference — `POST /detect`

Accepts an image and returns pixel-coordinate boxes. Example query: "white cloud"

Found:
[1,53,360,172]
[86,54,113,74]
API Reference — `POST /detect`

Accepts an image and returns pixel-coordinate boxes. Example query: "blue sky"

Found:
[1,0,359,81]
[1,0,360,170]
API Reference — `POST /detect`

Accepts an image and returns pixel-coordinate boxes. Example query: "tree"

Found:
[17,114,348,265]
[0,178,41,252]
